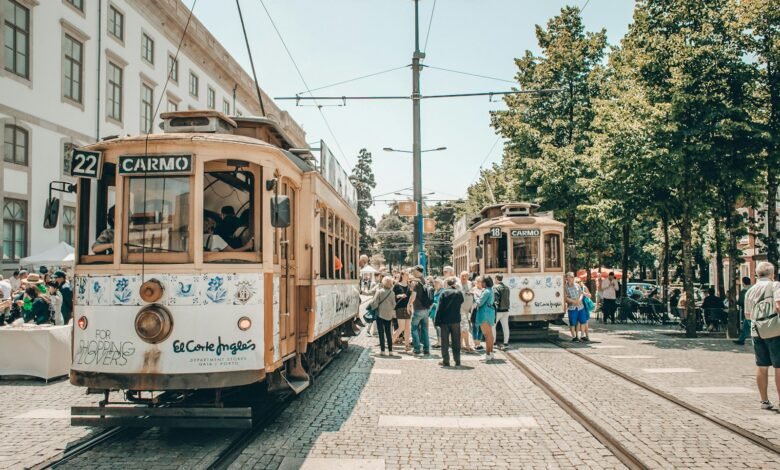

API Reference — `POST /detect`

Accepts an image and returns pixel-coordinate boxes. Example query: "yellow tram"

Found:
[44,111,361,426]
[453,203,566,337]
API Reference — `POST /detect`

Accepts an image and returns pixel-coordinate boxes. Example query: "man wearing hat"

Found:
[54,271,73,325]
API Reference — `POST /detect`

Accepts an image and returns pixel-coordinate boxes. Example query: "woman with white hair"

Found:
[369,276,398,356]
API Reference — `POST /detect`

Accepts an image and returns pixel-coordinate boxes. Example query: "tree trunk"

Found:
[768,167,778,269]
[714,215,725,298]
[621,222,631,298]
[566,212,576,273]
[662,213,670,311]
[725,205,740,338]
[766,32,779,269]
[681,215,697,338]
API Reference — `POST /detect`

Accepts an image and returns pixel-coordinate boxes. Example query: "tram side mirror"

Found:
[270,195,290,228]
[43,197,60,229]
[475,246,483,260]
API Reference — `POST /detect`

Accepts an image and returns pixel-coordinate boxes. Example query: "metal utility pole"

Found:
[412,0,425,271]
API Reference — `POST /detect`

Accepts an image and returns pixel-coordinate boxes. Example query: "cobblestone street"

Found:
[1,319,779,469]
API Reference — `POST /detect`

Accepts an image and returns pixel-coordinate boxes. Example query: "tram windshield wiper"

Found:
[123,243,184,253]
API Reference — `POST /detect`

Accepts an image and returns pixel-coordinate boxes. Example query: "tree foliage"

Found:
[349,148,376,254]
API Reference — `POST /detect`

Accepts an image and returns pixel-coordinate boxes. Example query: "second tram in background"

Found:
[453,203,565,338]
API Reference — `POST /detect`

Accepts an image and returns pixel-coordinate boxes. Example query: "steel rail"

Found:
[502,351,648,470]
[553,342,780,456]
[31,427,138,469]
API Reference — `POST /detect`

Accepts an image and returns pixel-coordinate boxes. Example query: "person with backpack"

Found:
[492,274,511,349]
[407,265,432,356]
[744,262,780,411]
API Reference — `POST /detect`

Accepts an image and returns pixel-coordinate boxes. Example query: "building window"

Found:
[141,33,154,64]
[65,0,83,11]
[107,5,123,41]
[167,54,178,82]
[167,99,177,112]
[4,0,30,79]
[61,206,76,246]
[63,141,76,175]
[189,71,198,97]
[107,61,123,121]
[140,83,154,133]
[2,199,27,261]
[207,86,215,109]
[3,124,28,165]
[63,33,83,103]
[223,99,230,115]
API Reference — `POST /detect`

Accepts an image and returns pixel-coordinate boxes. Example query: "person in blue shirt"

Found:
[474,276,497,360]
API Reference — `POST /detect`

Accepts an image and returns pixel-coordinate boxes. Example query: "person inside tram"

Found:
[215,205,240,244]
[92,206,115,254]
[203,216,253,252]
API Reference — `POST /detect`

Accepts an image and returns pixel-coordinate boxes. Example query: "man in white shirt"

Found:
[744,261,780,411]
[599,272,619,324]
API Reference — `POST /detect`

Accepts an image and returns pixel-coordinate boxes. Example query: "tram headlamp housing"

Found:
[134,305,173,344]
[237,316,252,331]
[519,288,535,304]
[77,316,88,330]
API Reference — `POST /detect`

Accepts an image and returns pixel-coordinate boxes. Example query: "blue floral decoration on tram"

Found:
[206,276,227,304]
[545,277,553,288]
[114,277,132,304]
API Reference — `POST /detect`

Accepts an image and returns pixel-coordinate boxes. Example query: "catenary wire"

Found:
[422,0,437,54]
[298,65,409,95]
[236,0,266,116]
[470,136,502,185]
[424,65,515,84]
[582,0,591,11]
[258,0,354,168]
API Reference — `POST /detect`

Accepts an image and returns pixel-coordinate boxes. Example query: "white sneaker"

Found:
[380,350,387,356]
[760,400,774,410]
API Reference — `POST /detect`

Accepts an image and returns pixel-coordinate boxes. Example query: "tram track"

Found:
[31,426,142,469]
[503,338,780,470]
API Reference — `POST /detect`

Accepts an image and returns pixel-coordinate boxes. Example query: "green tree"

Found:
[426,202,458,274]
[491,6,608,271]
[374,207,413,272]
[349,148,376,254]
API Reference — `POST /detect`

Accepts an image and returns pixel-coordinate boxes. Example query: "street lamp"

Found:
[383,146,447,272]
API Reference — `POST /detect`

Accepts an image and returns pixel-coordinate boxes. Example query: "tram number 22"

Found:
[70,150,103,179]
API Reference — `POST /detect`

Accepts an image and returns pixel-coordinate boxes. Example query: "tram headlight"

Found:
[139,279,164,303]
[519,288,535,304]
[134,305,173,344]
[77,316,88,330]
[237,316,252,331]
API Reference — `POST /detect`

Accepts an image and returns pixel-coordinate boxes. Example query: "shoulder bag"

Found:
[754,282,780,339]
[364,290,392,323]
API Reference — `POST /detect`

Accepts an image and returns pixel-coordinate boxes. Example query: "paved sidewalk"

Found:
[231,329,624,470]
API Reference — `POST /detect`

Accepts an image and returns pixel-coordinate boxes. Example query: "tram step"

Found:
[284,376,310,395]
[71,405,253,428]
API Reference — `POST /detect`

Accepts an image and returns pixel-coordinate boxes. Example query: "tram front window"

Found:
[124,176,191,262]
[544,233,562,270]
[513,235,540,270]
[203,161,257,261]
[77,163,116,264]
[484,233,508,272]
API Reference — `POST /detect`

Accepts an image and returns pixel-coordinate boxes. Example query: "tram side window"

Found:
[202,162,257,260]
[544,233,562,270]
[78,163,117,263]
[124,176,191,263]
[513,235,540,270]
[484,233,508,271]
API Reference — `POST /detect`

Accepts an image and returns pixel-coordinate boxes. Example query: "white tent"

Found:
[19,241,75,267]
[360,265,378,275]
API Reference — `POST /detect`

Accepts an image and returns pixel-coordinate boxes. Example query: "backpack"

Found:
[753,282,780,339]
[418,283,433,309]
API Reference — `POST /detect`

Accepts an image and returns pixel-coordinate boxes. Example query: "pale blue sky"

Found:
[196,0,636,218]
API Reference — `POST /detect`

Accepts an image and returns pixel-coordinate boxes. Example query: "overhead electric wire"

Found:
[582,0,591,12]
[470,136,502,185]
[258,0,354,168]
[424,65,515,84]
[298,65,409,95]
[422,0,437,54]
[276,88,561,101]
[236,0,266,116]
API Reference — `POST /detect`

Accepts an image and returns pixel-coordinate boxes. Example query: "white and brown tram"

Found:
[44,111,361,426]
[452,203,566,337]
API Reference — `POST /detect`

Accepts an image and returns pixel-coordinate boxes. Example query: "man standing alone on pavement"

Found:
[493,274,511,348]
[744,262,780,410]
[435,278,464,367]
[599,272,619,324]
[734,276,752,345]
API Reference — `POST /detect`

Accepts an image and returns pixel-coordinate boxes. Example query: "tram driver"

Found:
[203,216,253,252]
[92,206,115,254]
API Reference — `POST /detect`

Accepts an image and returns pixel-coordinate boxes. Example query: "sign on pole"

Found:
[398,201,417,217]
[423,218,436,233]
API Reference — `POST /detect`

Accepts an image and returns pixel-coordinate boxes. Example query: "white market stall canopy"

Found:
[360,265,378,275]
[19,242,75,267]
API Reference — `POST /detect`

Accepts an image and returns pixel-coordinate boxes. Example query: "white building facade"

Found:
[0,0,305,275]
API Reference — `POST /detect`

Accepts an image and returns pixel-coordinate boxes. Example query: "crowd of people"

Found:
[364,264,518,367]
[0,268,73,326]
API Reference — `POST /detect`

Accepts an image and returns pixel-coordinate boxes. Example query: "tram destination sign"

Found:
[118,155,192,175]
[70,149,103,179]
[510,229,540,237]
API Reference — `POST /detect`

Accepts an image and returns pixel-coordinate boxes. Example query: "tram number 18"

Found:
[489,227,502,238]
[71,150,103,179]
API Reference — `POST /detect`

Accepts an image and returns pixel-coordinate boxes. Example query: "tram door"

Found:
[278,182,297,357]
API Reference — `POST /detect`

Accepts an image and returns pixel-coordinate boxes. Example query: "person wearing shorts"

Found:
[565,272,587,342]
[744,262,780,411]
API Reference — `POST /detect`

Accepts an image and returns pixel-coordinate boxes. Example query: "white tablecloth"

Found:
[0,325,71,380]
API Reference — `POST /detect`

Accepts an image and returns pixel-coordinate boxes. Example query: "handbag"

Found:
[364,290,392,323]
[583,296,595,313]
[754,282,780,339]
